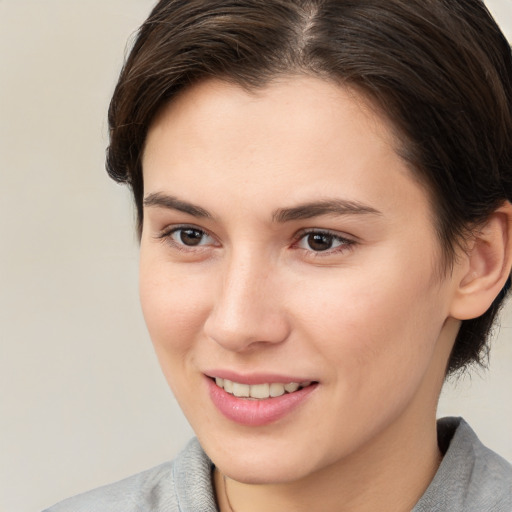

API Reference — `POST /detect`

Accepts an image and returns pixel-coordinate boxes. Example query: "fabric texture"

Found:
[44,417,511,512]
[412,417,512,512]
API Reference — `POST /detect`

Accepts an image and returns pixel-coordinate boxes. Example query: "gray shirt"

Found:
[44,417,512,511]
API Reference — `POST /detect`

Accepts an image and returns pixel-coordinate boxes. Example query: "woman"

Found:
[46,0,512,510]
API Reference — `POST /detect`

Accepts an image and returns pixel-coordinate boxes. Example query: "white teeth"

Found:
[269,383,285,397]
[284,382,300,393]
[232,382,250,398]
[223,379,233,393]
[214,378,312,399]
[250,383,270,399]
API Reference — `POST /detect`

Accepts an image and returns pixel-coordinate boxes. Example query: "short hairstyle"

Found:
[106,0,512,375]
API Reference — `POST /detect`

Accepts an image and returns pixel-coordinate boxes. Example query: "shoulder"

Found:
[43,460,176,512]
[43,438,218,512]
[414,417,512,512]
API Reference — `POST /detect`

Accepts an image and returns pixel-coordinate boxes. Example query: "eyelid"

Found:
[293,227,355,242]
[155,223,219,249]
[153,224,355,256]
[292,228,356,254]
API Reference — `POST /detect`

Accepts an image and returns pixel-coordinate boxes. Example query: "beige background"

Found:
[0,1,511,511]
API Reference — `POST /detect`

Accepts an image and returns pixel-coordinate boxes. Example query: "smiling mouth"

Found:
[213,377,314,399]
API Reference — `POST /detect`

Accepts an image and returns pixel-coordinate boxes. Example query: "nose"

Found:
[203,253,291,352]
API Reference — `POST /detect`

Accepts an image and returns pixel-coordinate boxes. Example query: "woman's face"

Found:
[140,77,461,483]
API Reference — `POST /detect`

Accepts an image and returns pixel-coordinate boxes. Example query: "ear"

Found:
[449,202,512,320]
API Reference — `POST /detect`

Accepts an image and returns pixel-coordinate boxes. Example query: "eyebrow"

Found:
[143,193,212,218]
[143,193,382,222]
[272,199,382,223]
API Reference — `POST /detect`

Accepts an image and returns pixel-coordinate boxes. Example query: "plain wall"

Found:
[0,1,511,511]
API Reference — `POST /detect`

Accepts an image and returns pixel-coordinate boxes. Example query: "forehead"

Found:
[147,77,396,170]
[143,76,433,227]
[148,76,392,141]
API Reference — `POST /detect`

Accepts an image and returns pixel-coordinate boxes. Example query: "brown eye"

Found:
[179,228,205,246]
[168,227,214,247]
[306,233,335,251]
[296,230,352,254]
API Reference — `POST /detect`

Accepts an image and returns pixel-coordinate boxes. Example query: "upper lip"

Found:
[204,370,317,385]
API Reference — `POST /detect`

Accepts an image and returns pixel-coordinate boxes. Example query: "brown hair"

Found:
[106,0,512,374]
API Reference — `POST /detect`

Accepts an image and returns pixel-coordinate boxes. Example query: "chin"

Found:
[197,429,326,485]
[219,456,314,485]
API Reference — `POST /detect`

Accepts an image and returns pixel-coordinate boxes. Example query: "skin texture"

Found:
[139,77,512,512]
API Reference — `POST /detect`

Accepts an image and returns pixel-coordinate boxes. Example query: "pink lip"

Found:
[206,376,318,427]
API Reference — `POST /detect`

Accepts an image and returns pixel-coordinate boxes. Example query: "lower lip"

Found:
[206,378,318,427]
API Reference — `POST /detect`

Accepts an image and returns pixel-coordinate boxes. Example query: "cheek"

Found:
[291,262,447,384]
[138,256,213,358]
[291,274,448,450]
[138,258,217,417]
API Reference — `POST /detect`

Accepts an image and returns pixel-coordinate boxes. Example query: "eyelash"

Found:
[155,225,355,256]
[292,229,355,257]
[156,224,218,253]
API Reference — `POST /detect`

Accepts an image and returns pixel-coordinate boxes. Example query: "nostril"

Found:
[204,308,292,352]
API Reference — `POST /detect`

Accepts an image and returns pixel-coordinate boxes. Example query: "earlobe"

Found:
[449,203,512,321]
